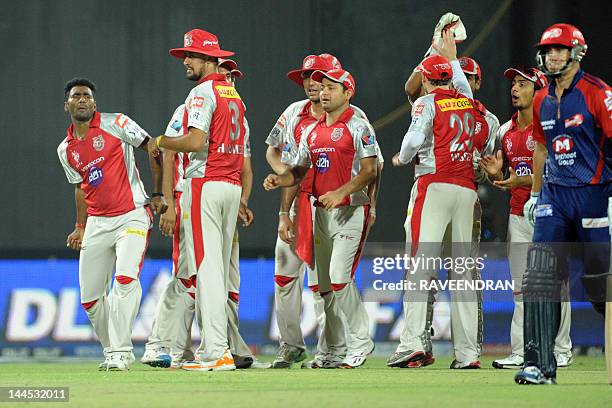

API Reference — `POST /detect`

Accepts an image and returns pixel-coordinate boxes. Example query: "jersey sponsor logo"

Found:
[361,132,375,147]
[216,143,244,155]
[581,217,609,229]
[87,166,103,187]
[564,113,584,128]
[526,134,536,151]
[552,135,576,166]
[514,162,532,176]
[282,142,293,152]
[474,121,482,135]
[331,127,343,142]
[82,156,105,172]
[315,152,330,173]
[269,127,281,141]
[413,104,424,115]
[190,97,205,108]
[170,119,182,132]
[202,39,218,47]
[215,86,240,99]
[605,90,612,112]
[71,151,82,168]
[123,228,146,237]
[540,119,555,130]
[277,114,286,129]
[309,131,318,145]
[534,204,553,218]
[505,138,513,152]
[436,98,473,112]
[92,135,105,152]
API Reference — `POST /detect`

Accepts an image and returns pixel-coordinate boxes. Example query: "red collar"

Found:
[316,107,355,126]
[67,111,100,140]
[510,111,533,132]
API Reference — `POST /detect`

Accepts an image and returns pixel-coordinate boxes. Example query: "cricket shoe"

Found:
[250,360,272,369]
[182,350,236,372]
[98,350,111,370]
[339,344,375,369]
[271,344,307,368]
[404,352,435,368]
[450,359,481,369]
[301,356,324,369]
[386,350,426,368]
[492,354,524,369]
[555,351,573,368]
[322,354,345,369]
[141,347,172,368]
[106,352,135,371]
[233,355,254,369]
[515,365,557,385]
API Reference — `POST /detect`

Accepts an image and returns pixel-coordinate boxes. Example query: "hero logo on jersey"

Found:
[71,151,81,168]
[315,152,330,173]
[526,134,536,151]
[331,128,343,142]
[92,135,105,152]
[564,113,584,128]
[88,166,104,187]
[515,162,532,176]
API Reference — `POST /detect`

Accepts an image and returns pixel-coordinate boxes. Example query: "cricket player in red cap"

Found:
[264,67,378,368]
[389,30,480,369]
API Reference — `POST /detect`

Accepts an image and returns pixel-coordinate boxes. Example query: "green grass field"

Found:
[0,356,610,407]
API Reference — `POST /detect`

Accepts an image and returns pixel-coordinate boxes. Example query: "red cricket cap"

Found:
[219,58,238,71]
[287,53,343,87]
[417,55,453,81]
[458,56,481,81]
[230,69,243,79]
[311,69,355,95]
[169,29,234,59]
[504,67,548,89]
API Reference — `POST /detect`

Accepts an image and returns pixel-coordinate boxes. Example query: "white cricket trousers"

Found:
[183,179,241,360]
[398,180,479,363]
[313,205,373,355]
[79,206,151,354]
[507,214,572,356]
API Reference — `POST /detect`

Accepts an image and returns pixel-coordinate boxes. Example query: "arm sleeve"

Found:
[110,113,149,147]
[186,85,215,132]
[532,91,546,145]
[164,105,186,137]
[354,123,378,159]
[265,107,291,148]
[450,60,473,99]
[593,87,612,137]
[57,142,83,184]
[398,99,433,164]
[483,112,500,157]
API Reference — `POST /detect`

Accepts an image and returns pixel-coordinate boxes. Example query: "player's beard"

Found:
[72,108,94,122]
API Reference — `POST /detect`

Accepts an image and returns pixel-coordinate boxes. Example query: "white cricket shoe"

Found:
[141,346,172,368]
[250,360,272,369]
[492,354,524,369]
[339,352,368,369]
[107,352,135,371]
[98,349,111,370]
[555,351,573,368]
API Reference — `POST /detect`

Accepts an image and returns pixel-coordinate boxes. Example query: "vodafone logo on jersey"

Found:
[564,113,584,128]
[553,135,574,153]
[315,152,330,173]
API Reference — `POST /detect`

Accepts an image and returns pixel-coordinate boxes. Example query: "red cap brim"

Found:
[231,69,243,79]
[504,68,532,82]
[286,69,306,87]
[169,47,235,59]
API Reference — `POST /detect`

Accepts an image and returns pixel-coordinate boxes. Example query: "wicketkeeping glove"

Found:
[424,12,467,57]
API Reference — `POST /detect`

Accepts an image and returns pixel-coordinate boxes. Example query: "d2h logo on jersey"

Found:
[315,152,330,173]
[88,166,104,187]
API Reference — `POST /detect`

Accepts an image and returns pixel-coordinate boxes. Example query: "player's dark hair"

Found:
[429,79,451,86]
[64,78,97,98]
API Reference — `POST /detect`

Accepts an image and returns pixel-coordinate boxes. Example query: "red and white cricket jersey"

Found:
[183,73,249,185]
[409,89,477,190]
[289,107,378,206]
[473,99,500,158]
[57,112,149,217]
[497,112,535,216]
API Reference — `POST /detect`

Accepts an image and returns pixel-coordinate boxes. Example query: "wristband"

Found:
[530,192,540,198]
[278,211,289,216]
[152,192,164,198]
[75,223,86,229]
[156,135,164,148]
[370,208,376,216]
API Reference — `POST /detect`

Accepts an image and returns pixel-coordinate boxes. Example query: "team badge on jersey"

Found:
[71,151,82,168]
[331,128,343,142]
[526,134,536,151]
[315,152,330,173]
[88,166,104,187]
[92,135,105,152]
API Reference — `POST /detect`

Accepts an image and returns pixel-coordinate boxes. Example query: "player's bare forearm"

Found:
[74,185,87,225]
[280,185,299,212]
[336,157,377,198]
[149,148,163,193]
[367,162,383,209]
[159,128,208,153]
[266,145,289,175]
[240,156,253,205]
[405,70,425,104]
[531,142,547,193]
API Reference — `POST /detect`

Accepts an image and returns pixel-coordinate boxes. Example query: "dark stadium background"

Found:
[3,0,610,259]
